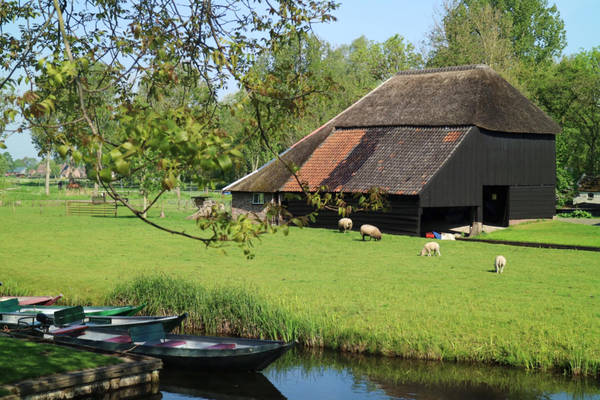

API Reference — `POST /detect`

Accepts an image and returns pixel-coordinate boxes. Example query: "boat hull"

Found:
[53,331,294,371]
[0,295,62,306]
[0,313,186,334]
[18,304,144,317]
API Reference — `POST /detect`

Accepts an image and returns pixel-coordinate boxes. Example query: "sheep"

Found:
[495,255,507,274]
[360,224,382,241]
[338,217,353,233]
[419,241,441,256]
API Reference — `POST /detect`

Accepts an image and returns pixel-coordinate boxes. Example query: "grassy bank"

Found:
[0,336,122,394]
[1,206,600,376]
[480,220,600,247]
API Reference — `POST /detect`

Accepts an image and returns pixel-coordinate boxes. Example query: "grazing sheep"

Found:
[360,224,382,241]
[419,242,441,256]
[338,217,353,233]
[495,255,507,274]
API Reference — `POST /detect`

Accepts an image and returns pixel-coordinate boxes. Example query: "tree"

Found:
[223,33,422,178]
[532,48,600,179]
[2,0,345,254]
[426,0,566,88]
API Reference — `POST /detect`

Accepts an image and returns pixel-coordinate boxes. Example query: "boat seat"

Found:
[206,343,236,350]
[106,335,132,343]
[51,325,88,336]
[0,298,20,313]
[53,306,85,326]
[155,340,187,347]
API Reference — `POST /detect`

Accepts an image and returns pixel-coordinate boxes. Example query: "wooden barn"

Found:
[224,65,561,236]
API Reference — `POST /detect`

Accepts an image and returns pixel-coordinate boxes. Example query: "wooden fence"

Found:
[66,200,117,217]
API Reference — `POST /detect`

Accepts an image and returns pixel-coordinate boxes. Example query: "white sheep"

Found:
[419,241,441,256]
[338,217,353,233]
[360,224,382,241]
[495,255,507,274]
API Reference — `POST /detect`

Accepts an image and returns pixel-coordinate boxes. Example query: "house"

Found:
[573,175,600,205]
[224,65,560,236]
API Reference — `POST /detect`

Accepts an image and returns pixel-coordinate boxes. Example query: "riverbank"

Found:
[1,206,599,376]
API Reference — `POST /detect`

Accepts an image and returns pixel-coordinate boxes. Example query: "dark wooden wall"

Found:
[420,127,556,219]
[509,185,555,219]
[284,195,420,235]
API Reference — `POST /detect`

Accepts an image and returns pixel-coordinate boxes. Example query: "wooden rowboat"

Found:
[0,295,62,306]
[17,303,145,316]
[51,323,294,372]
[0,306,187,334]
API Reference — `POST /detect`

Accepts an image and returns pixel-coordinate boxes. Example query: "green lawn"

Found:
[0,337,122,389]
[1,206,600,376]
[480,220,600,247]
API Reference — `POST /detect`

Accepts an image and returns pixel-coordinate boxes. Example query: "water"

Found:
[154,349,600,400]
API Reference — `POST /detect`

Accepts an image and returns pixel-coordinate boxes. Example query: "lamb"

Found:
[419,242,441,256]
[338,217,353,233]
[360,224,382,241]
[495,255,507,274]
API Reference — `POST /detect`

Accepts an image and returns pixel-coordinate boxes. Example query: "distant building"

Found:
[224,65,560,236]
[573,175,600,205]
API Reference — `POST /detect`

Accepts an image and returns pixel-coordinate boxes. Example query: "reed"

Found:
[106,274,311,342]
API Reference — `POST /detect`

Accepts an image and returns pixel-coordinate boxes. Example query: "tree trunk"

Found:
[44,151,50,196]
[142,192,148,218]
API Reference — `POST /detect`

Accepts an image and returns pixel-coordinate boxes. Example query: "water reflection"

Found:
[158,348,600,400]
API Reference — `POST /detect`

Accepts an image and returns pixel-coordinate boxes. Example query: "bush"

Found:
[557,210,593,218]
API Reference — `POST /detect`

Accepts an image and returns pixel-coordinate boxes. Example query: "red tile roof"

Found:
[283,126,472,195]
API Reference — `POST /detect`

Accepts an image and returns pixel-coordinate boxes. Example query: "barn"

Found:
[224,65,560,236]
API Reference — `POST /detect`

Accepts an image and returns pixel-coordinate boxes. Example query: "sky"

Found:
[2,0,599,160]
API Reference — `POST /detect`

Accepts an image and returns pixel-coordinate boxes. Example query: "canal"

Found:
[156,348,600,400]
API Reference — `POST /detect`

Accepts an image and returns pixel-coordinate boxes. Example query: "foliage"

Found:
[531,48,600,177]
[0,0,345,252]
[222,34,423,178]
[556,210,593,219]
[2,206,600,376]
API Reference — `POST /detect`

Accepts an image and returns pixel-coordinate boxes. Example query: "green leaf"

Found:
[0,142,6,149]
[115,159,130,176]
[217,155,232,170]
[99,168,112,183]
[57,145,69,157]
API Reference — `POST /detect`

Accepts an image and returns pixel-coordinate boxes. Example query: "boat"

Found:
[0,295,63,306]
[0,304,187,334]
[51,323,294,372]
[17,303,145,316]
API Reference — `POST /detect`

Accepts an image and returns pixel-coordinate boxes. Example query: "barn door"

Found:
[482,186,508,226]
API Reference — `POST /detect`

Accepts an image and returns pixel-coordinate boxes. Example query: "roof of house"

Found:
[225,65,560,193]
[282,126,472,194]
[578,176,600,192]
[334,65,560,134]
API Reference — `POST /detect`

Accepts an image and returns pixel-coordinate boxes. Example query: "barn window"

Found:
[252,193,265,205]
[589,193,594,200]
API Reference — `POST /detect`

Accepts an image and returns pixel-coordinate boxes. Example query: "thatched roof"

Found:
[335,65,560,134]
[225,65,559,193]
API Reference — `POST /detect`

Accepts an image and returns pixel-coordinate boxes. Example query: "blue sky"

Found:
[3,0,599,160]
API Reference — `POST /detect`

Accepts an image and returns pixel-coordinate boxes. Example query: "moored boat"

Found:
[0,305,187,334]
[0,295,63,306]
[17,303,145,316]
[51,323,294,372]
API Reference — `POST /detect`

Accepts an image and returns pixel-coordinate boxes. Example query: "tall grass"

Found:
[106,274,314,343]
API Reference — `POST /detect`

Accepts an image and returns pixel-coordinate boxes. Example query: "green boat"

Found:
[1,298,145,317]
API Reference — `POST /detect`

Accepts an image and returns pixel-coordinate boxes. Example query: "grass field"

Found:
[1,201,600,377]
[0,337,122,390]
[481,220,600,247]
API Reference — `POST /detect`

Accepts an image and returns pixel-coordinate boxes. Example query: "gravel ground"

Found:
[556,217,600,226]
